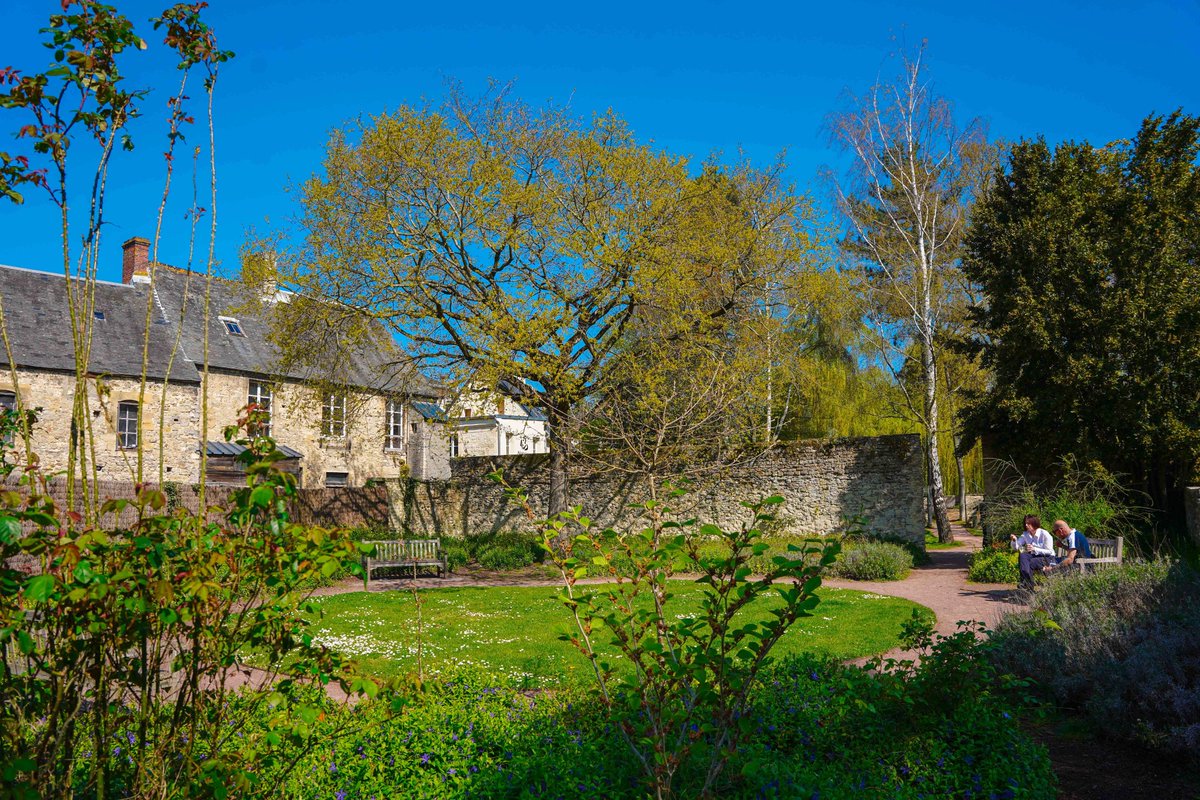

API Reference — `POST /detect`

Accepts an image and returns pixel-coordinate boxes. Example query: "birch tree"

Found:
[827,43,985,542]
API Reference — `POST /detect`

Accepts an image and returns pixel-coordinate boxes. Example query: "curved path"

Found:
[823,524,1026,663]
[229,523,1021,700]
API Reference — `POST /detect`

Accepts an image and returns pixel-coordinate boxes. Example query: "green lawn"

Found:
[303,583,931,686]
[926,529,965,549]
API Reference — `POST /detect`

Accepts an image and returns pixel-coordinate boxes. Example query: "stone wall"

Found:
[0,368,417,490]
[394,434,925,544]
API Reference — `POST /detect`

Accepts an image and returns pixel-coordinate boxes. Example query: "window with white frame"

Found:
[385,399,404,451]
[321,391,346,438]
[449,432,459,458]
[117,401,139,450]
[247,380,273,436]
[219,316,245,336]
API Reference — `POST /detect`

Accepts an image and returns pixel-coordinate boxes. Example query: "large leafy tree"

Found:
[280,89,812,513]
[963,111,1200,521]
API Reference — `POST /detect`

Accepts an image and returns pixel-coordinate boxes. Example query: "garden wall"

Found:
[393,434,924,544]
[2,479,389,530]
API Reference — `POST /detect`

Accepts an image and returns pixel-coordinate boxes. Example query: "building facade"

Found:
[448,379,549,459]
[0,237,443,487]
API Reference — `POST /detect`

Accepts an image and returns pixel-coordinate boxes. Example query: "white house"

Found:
[448,378,549,458]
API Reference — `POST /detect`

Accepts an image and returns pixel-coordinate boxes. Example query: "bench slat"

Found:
[361,539,448,586]
[1054,536,1123,574]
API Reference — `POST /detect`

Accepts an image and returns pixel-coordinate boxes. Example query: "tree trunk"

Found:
[545,400,570,517]
[955,451,968,524]
[922,336,953,543]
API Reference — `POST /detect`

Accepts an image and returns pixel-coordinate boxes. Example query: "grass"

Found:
[925,529,965,550]
[302,583,932,687]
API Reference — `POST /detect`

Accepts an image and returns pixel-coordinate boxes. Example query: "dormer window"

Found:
[220,316,245,336]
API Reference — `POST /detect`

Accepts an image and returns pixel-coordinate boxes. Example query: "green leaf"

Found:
[0,516,20,544]
[250,486,275,508]
[23,574,55,602]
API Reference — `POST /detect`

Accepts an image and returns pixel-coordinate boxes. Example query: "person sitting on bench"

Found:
[1043,519,1095,574]
[1010,514,1055,590]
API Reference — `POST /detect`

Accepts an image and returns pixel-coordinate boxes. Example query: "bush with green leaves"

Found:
[968,548,1020,583]
[467,531,542,570]
[988,559,1200,758]
[534,488,840,797]
[191,633,1051,799]
[981,457,1150,549]
[826,540,914,581]
[0,409,387,797]
[441,538,470,571]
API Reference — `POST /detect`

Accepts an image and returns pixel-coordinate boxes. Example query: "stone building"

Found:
[447,378,549,458]
[0,237,442,487]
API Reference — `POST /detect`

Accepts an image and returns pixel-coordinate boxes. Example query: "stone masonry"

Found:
[0,368,201,481]
[394,433,925,544]
[202,370,410,488]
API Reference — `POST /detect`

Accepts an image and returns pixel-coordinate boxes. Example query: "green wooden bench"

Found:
[1055,536,1123,573]
[362,539,447,587]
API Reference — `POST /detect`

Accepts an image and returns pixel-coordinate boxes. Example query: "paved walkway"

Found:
[824,522,1028,663]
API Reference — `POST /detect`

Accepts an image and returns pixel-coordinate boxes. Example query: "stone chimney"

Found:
[121,236,150,284]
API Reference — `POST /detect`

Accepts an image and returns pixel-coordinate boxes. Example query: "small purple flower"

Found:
[420,753,431,765]
[809,670,820,681]
[335,791,347,800]
[330,762,338,774]
[448,768,457,776]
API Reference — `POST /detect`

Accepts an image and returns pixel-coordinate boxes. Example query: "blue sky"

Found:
[1,0,1198,283]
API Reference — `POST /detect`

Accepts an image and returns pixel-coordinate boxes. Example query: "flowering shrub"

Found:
[826,540,914,581]
[989,559,1200,758]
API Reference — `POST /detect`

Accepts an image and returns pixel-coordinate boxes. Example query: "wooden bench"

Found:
[361,539,447,587]
[1055,536,1123,573]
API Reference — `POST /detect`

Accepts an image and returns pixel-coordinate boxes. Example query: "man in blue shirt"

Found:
[1044,519,1094,573]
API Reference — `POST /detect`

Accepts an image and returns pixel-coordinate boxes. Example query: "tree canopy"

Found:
[963,111,1200,520]
[278,89,816,511]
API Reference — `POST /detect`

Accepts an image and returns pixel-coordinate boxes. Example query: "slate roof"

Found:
[205,440,303,459]
[0,264,197,382]
[0,263,438,396]
[495,377,547,421]
[411,401,448,422]
[150,270,438,395]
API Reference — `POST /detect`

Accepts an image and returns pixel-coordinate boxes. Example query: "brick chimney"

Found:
[121,236,150,284]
